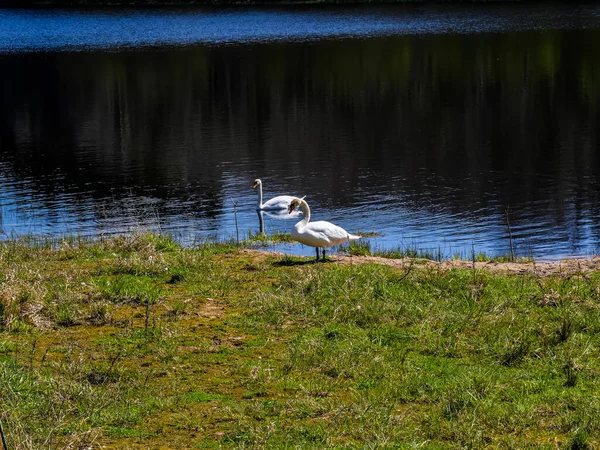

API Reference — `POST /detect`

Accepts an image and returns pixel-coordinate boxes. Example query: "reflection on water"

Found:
[258,211,264,235]
[1,5,600,258]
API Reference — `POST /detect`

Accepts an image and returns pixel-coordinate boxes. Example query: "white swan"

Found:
[253,179,296,211]
[288,197,361,262]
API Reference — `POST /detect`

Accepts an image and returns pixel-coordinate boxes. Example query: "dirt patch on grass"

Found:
[243,249,600,276]
[335,254,600,276]
[197,299,224,319]
[439,257,600,276]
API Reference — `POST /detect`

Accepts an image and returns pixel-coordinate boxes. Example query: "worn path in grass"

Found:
[1,235,600,449]
[245,249,600,276]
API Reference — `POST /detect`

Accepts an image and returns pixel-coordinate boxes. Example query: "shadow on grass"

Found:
[273,257,324,266]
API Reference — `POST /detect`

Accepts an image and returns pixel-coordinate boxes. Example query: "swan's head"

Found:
[288,197,303,214]
[252,179,262,189]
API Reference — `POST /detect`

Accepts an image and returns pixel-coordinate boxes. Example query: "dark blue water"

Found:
[2,4,600,52]
[2,3,600,259]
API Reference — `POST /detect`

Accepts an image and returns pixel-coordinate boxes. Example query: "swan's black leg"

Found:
[315,247,320,262]
[322,249,326,262]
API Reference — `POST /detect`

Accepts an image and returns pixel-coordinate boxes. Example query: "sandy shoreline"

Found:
[243,249,600,276]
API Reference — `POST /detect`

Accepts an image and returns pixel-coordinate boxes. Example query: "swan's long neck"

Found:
[298,198,311,226]
[256,183,263,208]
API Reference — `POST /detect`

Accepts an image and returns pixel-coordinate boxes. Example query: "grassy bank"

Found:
[1,233,599,449]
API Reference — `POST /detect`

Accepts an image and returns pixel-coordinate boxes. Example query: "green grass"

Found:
[241,230,296,246]
[0,232,599,449]
[343,239,534,262]
[181,391,230,403]
[342,239,447,261]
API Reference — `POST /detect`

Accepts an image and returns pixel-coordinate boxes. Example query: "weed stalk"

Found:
[0,417,8,450]
[471,244,476,283]
[505,206,515,262]
[144,299,150,333]
[231,198,240,246]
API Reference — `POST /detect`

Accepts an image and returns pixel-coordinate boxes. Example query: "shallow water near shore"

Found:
[1,2,600,259]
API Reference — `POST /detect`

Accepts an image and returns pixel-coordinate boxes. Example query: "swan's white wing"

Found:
[261,195,296,210]
[304,221,353,248]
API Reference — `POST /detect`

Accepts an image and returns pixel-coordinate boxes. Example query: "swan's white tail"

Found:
[348,234,361,241]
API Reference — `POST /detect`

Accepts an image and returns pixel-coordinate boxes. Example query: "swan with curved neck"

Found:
[288,197,361,262]
[253,179,296,211]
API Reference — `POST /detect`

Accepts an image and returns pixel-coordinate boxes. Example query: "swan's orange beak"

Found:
[288,203,295,214]
[252,182,258,189]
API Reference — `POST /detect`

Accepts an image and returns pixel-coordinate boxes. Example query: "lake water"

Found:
[1,3,600,259]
